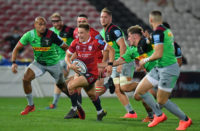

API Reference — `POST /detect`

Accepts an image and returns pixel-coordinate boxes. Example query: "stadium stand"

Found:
[118,0,200,71]
[0,0,100,63]
[0,0,199,70]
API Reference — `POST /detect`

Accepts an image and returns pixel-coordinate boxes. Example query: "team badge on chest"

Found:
[88,45,93,51]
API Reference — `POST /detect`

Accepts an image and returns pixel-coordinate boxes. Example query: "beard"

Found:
[102,23,108,28]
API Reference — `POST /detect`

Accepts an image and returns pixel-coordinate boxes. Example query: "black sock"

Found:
[129,111,135,114]
[77,93,82,104]
[70,92,78,107]
[92,97,102,111]
[184,116,189,121]
[57,83,70,97]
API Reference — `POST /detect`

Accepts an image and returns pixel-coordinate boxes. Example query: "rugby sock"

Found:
[25,93,34,106]
[77,93,82,104]
[52,93,60,105]
[125,103,135,114]
[163,100,187,120]
[148,111,154,119]
[92,97,102,111]
[140,92,162,116]
[70,92,78,107]
[97,109,103,115]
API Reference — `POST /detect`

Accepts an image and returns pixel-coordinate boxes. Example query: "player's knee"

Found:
[134,93,141,101]
[22,74,32,83]
[88,94,96,101]
[120,85,128,92]
[56,82,67,90]
[157,98,168,105]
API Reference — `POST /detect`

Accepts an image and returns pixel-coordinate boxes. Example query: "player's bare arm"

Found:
[98,57,126,68]
[116,37,126,72]
[104,44,115,73]
[11,42,24,73]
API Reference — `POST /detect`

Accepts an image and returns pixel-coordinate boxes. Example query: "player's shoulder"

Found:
[92,37,106,46]
[49,27,54,31]
[90,27,98,33]
[63,25,74,31]
[72,38,79,43]
[23,29,34,38]
[108,24,120,33]
[154,25,167,34]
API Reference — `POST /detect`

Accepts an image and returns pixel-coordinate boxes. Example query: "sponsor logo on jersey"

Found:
[153,35,160,43]
[76,45,80,50]
[98,39,105,45]
[88,45,93,51]
[95,34,102,40]
[168,32,173,37]
[108,41,113,46]
[33,47,51,51]
[136,53,148,60]
[114,30,121,37]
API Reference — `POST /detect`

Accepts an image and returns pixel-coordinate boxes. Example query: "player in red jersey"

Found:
[74,14,114,97]
[65,23,115,121]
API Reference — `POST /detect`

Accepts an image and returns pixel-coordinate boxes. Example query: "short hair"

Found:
[78,14,88,19]
[127,25,143,36]
[50,12,62,20]
[150,10,162,22]
[78,23,90,31]
[163,22,171,29]
[35,16,47,23]
[101,7,112,16]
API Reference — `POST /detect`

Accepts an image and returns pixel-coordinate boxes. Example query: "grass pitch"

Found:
[0,97,199,131]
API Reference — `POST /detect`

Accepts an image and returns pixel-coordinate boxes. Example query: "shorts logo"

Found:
[114,30,121,37]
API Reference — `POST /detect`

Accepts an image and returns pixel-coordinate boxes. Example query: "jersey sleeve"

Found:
[68,39,77,54]
[51,32,65,46]
[96,39,107,51]
[174,42,182,58]
[110,26,123,42]
[19,31,30,46]
[152,30,164,45]
[122,46,138,63]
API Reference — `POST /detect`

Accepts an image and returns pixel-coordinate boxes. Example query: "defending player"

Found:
[11,17,83,118]
[46,12,75,110]
[100,7,137,118]
[134,11,192,130]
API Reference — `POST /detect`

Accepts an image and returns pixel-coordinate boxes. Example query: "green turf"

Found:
[0,97,199,131]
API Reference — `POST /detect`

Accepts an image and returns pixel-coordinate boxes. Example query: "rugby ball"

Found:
[72,59,87,75]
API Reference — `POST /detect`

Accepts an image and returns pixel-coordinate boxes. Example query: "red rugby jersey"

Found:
[68,37,107,76]
[73,27,103,62]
